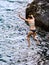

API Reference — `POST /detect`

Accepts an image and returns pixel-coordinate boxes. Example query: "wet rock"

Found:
[42,47,48,56]
[47,50,49,54]
[46,60,49,65]
[26,0,49,31]
[45,43,49,49]
[45,55,49,60]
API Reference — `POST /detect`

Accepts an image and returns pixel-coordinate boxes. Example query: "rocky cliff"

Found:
[26,0,49,31]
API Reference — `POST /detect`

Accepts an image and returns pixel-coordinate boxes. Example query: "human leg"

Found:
[33,32,37,40]
[32,32,40,44]
[26,31,33,47]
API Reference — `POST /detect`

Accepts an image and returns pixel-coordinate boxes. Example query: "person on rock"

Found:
[18,14,40,47]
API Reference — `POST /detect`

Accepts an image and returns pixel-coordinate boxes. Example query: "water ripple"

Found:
[0,0,49,65]
[6,9,14,11]
[0,59,7,63]
[7,0,15,3]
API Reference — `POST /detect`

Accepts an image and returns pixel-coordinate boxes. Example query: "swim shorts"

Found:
[31,30,36,32]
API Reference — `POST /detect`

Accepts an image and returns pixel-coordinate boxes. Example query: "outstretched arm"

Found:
[18,14,29,22]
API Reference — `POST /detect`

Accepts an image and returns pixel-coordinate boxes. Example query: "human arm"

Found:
[18,14,29,22]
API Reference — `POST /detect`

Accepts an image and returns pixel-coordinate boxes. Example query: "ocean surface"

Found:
[0,0,49,65]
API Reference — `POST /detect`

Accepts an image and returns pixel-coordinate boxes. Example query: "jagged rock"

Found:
[26,0,49,31]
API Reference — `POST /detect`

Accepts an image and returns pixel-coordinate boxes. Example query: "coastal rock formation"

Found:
[26,0,49,31]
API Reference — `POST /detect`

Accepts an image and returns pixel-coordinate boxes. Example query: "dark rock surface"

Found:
[26,0,49,31]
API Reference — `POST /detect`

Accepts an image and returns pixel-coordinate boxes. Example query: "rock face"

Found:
[26,0,49,31]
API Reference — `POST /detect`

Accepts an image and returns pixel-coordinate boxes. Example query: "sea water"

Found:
[0,0,34,65]
[0,0,49,65]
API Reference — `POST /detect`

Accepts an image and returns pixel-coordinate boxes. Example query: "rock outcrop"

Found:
[26,0,49,31]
